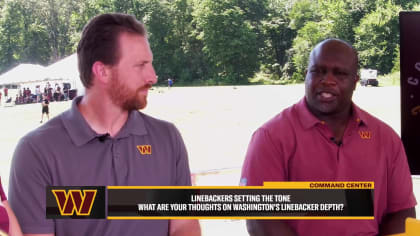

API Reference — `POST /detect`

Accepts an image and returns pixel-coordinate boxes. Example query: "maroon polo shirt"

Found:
[241,98,416,235]
[0,178,9,234]
[9,96,192,235]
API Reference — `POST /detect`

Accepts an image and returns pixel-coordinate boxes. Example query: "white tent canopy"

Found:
[45,54,78,81]
[0,64,48,85]
[45,54,84,93]
[0,54,84,93]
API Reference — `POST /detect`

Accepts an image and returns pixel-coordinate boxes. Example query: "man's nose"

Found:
[146,65,157,85]
[321,71,337,85]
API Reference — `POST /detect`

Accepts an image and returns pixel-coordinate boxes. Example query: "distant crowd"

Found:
[7,82,69,105]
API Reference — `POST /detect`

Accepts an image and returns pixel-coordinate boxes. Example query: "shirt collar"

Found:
[61,96,148,146]
[351,103,369,127]
[115,109,147,139]
[296,97,369,130]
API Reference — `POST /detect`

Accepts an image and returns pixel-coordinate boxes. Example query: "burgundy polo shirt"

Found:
[241,98,417,235]
[0,178,8,234]
[9,96,192,235]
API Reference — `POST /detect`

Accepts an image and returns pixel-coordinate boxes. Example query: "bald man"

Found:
[241,38,416,235]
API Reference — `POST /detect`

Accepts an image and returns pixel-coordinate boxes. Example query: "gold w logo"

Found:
[137,145,152,155]
[359,131,372,139]
[52,190,97,216]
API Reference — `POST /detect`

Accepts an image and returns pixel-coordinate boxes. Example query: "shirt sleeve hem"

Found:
[387,198,417,214]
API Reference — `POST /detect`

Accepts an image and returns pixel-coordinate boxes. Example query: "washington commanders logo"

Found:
[47,186,105,219]
[52,189,97,216]
[137,145,152,155]
[359,131,372,139]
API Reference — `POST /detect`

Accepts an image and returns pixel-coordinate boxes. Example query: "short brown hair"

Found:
[77,13,146,88]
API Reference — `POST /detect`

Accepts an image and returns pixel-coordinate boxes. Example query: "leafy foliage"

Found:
[0,0,414,84]
[354,2,401,74]
[193,0,259,84]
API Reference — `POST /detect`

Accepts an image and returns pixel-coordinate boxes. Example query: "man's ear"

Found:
[91,61,112,84]
[353,75,360,90]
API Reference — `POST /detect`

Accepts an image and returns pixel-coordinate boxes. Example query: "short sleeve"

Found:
[241,128,288,186]
[386,136,417,213]
[8,138,55,234]
[171,125,192,186]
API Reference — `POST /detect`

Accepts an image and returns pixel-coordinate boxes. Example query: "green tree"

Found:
[259,0,295,80]
[38,0,85,62]
[0,0,52,72]
[290,20,333,81]
[318,0,353,42]
[288,0,319,31]
[395,0,420,9]
[412,2,420,10]
[193,0,259,84]
[392,44,400,73]
[0,0,23,72]
[0,0,88,72]
[142,0,181,83]
[168,0,208,83]
[354,2,401,74]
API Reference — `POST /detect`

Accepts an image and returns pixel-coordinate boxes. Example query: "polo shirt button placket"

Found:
[110,139,120,184]
[318,122,342,161]
[111,140,117,159]
[317,122,333,145]
[112,139,128,184]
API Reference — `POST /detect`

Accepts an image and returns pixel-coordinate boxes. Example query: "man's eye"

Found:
[310,69,321,73]
[336,71,348,76]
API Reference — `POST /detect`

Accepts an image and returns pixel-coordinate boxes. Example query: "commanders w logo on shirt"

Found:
[359,131,372,139]
[137,145,152,155]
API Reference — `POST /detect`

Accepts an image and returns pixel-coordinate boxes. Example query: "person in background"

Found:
[35,85,41,103]
[3,88,7,99]
[40,94,49,123]
[62,84,69,101]
[168,78,173,89]
[27,88,32,103]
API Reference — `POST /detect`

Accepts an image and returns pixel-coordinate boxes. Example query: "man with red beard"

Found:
[9,13,200,236]
[241,39,416,235]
